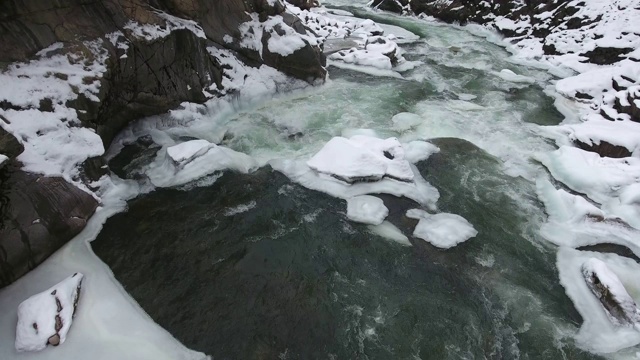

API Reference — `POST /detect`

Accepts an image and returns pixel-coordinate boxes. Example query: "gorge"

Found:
[1,0,640,359]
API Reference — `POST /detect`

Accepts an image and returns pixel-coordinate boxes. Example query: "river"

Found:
[92,3,605,359]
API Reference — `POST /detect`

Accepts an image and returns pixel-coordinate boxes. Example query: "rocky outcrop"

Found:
[582,258,640,328]
[0,0,326,287]
[0,161,98,287]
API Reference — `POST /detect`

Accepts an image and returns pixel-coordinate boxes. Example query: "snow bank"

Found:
[405,209,477,249]
[346,195,389,225]
[15,273,84,352]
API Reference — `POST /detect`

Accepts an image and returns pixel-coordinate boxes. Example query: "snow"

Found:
[271,158,439,209]
[166,140,212,166]
[557,248,640,354]
[0,154,9,167]
[307,135,414,183]
[346,195,389,225]
[238,13,316,58]
[0,41,107,187]
[0,178,208,360]
[536,146,640,209]
[145,140,258,188]
[290,5,419,75]
[581,258,640,328]
[15,273,84,352]
[547,118,640,156]
[406,209,477,249]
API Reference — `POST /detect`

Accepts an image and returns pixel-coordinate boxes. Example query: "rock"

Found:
[0,125,24,159]
[580,47,634,66]
[306,136,414,184]
[15,273,84,352]
[284,0,319,11]
[581,258,640,327]
[0,0,327,288]
[0,162,98,287]
[574,139,632,158]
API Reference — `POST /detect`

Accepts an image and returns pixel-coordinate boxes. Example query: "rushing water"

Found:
[92,4,607,360]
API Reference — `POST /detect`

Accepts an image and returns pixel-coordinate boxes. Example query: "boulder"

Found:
[0,162,98,287]
[582,258,640,327]
[15,273,84,352]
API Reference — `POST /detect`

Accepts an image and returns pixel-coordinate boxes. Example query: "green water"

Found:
[92,6,603,360]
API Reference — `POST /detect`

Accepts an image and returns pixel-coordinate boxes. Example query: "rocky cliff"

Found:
[0,0,326,287]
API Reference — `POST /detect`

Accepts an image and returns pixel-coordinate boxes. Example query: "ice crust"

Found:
[346,195,389,225]
[307,136,414,183]
[15,274,84,352]
[406,209,478,249]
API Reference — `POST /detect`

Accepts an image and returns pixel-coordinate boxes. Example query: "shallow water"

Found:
[93,5,607,360]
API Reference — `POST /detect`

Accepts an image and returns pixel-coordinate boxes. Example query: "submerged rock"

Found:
[15,273,84,352]
[581,258,640,328]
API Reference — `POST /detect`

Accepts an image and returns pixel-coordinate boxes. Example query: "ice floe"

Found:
[307,136,414,183]
[272,135,439,209]
[346,195,389,225]
[405,209,477,249]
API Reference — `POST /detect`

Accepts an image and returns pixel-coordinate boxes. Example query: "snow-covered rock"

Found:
[15,273,84,352]
[146,140,258,188]
[307,135,414,183]
[406,209,477,249]
[582,258,640,328]
[346,195,389,225]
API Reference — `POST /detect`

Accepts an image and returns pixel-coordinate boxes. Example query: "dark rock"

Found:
[580,47,634,65]
[574,139,632,158]
[575,91,594,100]
[284,0,319,10]
[577,243,640,263]
[371,0,406,13]
[0,161,98,287]
[582,258,640,327]
[0,125,24,159]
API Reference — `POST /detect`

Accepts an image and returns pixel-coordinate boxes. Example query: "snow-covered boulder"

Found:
[582,258,640,328]
[15,273,84,352]
[307,135,414,183]
[406,209,477,249]
[346,195,389,225]
[166,139,213,168]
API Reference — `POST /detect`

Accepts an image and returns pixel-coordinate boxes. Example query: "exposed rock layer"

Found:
[0,0,326,287]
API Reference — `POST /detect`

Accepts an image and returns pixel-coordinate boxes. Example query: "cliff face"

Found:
[0,0,326,287]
